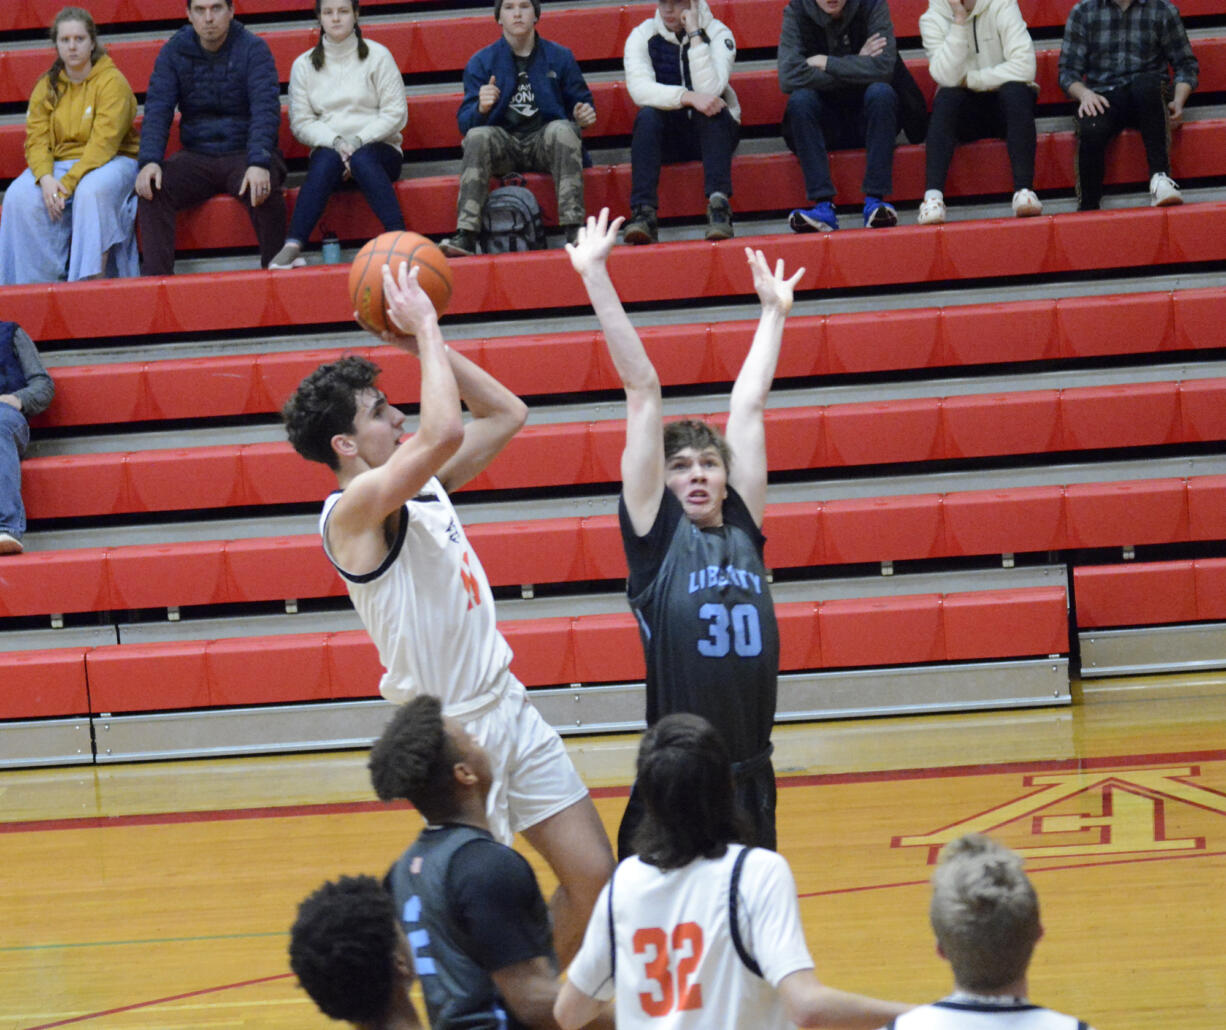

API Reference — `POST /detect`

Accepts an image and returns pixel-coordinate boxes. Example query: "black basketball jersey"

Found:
[620,487,779,763]
[386,824,555,1030]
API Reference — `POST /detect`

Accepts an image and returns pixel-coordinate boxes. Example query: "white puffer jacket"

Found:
[624,0,740,122]
[920,0,1036,92]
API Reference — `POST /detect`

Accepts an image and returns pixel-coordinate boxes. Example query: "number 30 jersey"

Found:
[566,846,815,1030]
[620,488,779,763]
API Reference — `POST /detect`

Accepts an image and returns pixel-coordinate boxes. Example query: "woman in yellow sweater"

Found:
[0,7,140,284]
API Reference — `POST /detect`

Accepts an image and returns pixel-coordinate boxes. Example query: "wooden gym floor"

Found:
[2,674,1224,1029]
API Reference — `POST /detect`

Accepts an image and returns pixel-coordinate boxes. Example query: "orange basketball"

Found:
[348,231,453,333]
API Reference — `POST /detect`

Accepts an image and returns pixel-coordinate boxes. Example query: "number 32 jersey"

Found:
[620,488,779,763]
[566,846,815,1030]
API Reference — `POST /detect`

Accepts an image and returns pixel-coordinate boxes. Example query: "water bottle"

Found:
[321,231,341,265]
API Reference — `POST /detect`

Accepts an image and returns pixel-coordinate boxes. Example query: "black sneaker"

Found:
[440,229,478,257]
[623,206,658,245]
[705,192,734,241]
[563,224,582,246]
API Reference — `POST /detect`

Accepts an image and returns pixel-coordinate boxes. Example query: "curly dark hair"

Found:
[289,874,400,1023]
[632,713,747,870]
[369,695,464,822]
[282,355,381,469]
[663,419,732,473]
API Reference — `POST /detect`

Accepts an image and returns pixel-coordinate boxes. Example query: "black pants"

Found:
[925,82,1037,193]
[1074,72,1171,211]
[138,149,288,274]
[616,746,776,860]
[629,106,739,210]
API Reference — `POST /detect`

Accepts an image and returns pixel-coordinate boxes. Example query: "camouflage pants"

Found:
[455,120,585,231]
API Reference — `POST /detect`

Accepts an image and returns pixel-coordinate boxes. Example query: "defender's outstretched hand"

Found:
[565,208,624,278]
[745,248,804,317]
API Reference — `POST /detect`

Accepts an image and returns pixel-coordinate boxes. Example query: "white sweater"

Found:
[288,32,407,152]
[624,0,740,123]
[919,0,1036,93]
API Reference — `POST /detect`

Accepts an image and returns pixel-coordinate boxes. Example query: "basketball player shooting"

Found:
[282,261,615,965]
[566,210,804,857]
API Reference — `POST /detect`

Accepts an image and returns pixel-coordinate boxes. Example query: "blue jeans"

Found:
[629,106,739,209]
[783,82,898,203]
[288,141,405,244]
[0,402,30,540]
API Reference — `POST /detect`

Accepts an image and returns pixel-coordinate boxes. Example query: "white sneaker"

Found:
[1012,188,1042,217]
[269,243,307,270]
[917,196,946,225]
[0,531,23,555]
[1150,172,1182,207]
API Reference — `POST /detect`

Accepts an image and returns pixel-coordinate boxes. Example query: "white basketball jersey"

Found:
[890,999,1091,1030]
[321,478,514,713]
[567,846,815,1030]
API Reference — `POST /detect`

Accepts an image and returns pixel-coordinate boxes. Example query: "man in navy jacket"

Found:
[440,0,595,256]
[135,0,287,273]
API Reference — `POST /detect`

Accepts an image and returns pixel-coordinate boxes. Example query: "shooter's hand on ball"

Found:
[383,261,438,349]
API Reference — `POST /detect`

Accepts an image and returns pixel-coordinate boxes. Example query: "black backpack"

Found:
[479,177,547,254]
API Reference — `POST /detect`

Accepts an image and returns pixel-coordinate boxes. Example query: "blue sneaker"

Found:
[789,201,838,233]
[863,197,898,228]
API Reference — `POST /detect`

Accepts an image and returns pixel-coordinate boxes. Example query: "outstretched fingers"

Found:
[566,207,624,272]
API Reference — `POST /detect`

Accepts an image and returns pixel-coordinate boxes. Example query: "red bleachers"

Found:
[0,0,417,34]
[5,40,1226,183]
[23,378,1226,519]
[3,478,1222,619]
[33,286,1226,429]
[8,585,1067,716]
[145,117,1226,246]
[5,202,1224,339]
[0,647,90,719]
[1074,557,1226,628]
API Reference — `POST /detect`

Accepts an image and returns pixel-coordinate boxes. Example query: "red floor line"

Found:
[4,747,1224,835]
[23,972,293,1029]
[797,848,1226,899]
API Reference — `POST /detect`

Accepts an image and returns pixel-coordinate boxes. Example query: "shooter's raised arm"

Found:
[326,262,464,569]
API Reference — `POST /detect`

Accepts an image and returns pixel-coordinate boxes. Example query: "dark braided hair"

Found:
[369,695,464,823]
[43,7,105,104]
[289,875,401,1022]
[310,0,370,70]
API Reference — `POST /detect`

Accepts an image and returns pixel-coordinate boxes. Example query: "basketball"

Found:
[349,231,453,333]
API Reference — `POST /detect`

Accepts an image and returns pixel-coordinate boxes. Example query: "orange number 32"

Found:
[632,922,704,1017]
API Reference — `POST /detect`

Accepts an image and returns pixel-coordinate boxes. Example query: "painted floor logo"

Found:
[893,762,1226,865]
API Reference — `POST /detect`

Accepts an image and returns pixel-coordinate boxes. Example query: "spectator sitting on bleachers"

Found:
[1058,0,1198,211]
[918,0,1041,224]
[270,0,407,270]
[439,0,595,256]
[135,0,288,273]
[0,322,55,556]
[622,0,739,245]
[778,0,903,232]
[0,6,139,285]
[290,874,424,1029]
[883,832,1096,1030]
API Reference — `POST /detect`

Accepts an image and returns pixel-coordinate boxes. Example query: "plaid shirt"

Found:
[1058,0,1199,94]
